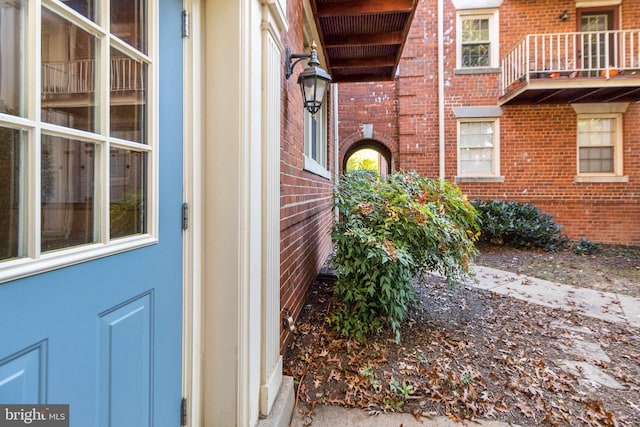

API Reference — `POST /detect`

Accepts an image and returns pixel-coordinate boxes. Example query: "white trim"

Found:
[455,176,505,183]
[457,118,501,178]
[303,103,329,178]
[259,357,283,415]
[181,0,204,426]
[262,0,288,33]
[571,102,629,114]
[452,0,503,9]
[304,155,332,179]
[43,0,107,38]
[574,175,628,183]
[259,3,284,417]
[576,0,621,7]
[0,236,157,284]
[575,113,624,178]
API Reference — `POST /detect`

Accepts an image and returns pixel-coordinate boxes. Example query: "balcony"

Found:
[42,58,144,97]
[500,30,640,105]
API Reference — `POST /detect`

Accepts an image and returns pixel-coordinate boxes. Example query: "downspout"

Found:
[333,83,339,221]
[438,0,445,178]
[333,83,339,182]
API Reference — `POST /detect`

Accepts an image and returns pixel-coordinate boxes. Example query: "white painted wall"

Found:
[202,0,263,425]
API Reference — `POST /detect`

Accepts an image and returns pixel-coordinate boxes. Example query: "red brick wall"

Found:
[337,0,640,245]
[279,2,336,350]
[337,81,399,169]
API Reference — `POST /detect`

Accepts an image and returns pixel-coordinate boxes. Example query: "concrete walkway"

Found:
[289,265,640,427]
[472,265,640,328]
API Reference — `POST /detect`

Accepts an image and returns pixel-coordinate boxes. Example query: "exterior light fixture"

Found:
[285,42,332,115]
[559,10,569,21]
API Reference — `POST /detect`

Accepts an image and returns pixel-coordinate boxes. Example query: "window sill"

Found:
[303,155,331,180]
[454,67,501,75]
[455,176,504,183]
[574,175,629,183]
[0,235,157,284]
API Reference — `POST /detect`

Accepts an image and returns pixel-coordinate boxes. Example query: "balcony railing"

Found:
[42,58,144,95]
[501,30,640,97]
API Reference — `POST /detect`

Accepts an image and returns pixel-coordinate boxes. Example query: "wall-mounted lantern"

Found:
[285,42,332,115]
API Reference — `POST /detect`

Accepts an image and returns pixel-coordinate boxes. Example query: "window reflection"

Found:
[0,127,24,260]
[111,0,146,53]
[41,135,95,252]
[110,48,147,144]
[60,0,95,21]
[0,0,26,116]
[41,7,97,132]
[110,149,146,238]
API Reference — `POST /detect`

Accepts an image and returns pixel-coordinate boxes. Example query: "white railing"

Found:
[42,58,144,95]
[501,30,640,95]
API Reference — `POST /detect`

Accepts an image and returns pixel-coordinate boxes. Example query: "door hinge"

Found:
[182,202,189,231]
[182,10,190,38]
[180,397,187,426]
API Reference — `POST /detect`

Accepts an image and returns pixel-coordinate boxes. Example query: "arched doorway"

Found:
[342,139,393,178]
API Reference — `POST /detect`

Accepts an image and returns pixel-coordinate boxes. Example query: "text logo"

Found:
[0,405,68,427]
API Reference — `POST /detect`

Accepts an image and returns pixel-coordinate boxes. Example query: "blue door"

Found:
[0,0,183,425]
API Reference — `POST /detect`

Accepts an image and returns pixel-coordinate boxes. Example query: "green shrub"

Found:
[471,199,568,251]
[330,171,480,342]
[572,237,602,255]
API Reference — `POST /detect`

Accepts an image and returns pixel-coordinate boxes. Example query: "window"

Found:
[303,103,330,179]
[572,103,628,183]
[458,119,500,177]
[0,0,155,279]
[577,115,622,176]
[457,10,499,69]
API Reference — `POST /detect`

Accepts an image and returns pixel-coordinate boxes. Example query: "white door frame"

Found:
[182,0,203,425]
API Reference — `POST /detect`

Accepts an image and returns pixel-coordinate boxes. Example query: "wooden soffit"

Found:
[309,0,419,83]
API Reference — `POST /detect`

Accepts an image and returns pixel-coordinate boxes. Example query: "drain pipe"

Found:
[333,83,339,182]
[333,83,339,222]
[438,0,445,178]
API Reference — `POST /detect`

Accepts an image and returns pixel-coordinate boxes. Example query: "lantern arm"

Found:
[285,46,313,80]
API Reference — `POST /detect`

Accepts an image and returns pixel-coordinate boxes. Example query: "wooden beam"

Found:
[604,86,640,102]
[330,57,396,68]
[331,71,396,83]
[324,31,404,48]
[568,87,608,103]
[316,0,415,17]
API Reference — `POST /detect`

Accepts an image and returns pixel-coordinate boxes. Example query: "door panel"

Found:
[98,293,153,427]
[0,342,46,404]
[0,1,184,426]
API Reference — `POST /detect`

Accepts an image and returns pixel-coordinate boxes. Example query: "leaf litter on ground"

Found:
[284,253,639,426]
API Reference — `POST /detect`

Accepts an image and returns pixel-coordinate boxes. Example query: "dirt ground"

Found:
[284,245,640,426]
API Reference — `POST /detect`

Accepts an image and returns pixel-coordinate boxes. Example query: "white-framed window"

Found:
[457,9,499,69]
[0,0,157,281]
[576,114,623,177]
[457,119,500,177]
[303,102,330,179]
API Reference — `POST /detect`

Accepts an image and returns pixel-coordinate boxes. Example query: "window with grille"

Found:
[457,10,499,69]
[577,116,620,174]
[458,119,500,177]
[0,0,156,278]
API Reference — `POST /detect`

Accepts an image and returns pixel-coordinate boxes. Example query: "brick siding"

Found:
[338,0,640,246]
[279,2,336,351]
